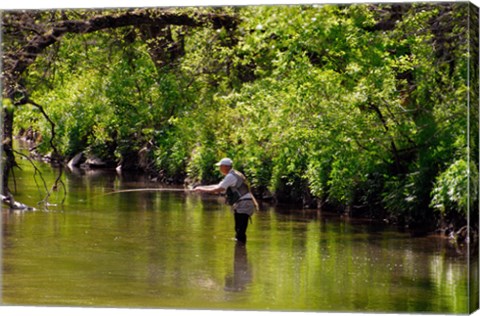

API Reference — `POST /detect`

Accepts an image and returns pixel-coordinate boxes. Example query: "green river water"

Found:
[1,154,476,313]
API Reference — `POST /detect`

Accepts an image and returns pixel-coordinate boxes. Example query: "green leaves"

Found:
[11,4,474,227]
[431,159,478,215]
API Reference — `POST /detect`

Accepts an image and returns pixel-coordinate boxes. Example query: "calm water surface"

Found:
[1,157,473,313]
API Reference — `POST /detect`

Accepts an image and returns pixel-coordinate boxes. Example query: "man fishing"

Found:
[193,158,258,244]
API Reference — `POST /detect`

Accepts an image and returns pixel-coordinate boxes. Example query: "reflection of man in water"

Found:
[224,243,252,292]
[193,158,257,243]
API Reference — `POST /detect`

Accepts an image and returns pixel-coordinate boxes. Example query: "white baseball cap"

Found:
[215,158,233,166]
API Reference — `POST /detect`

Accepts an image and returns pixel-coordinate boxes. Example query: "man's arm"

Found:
[193,184,225,194]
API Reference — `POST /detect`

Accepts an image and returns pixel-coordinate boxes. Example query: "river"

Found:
[1,153,475,313]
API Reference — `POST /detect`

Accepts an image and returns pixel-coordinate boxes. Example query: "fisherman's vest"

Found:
[225,170,250,205]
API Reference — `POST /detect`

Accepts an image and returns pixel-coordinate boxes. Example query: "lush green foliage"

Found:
[12,3,477,228]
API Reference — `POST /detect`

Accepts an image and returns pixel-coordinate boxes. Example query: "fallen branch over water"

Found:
[1,194,36,211]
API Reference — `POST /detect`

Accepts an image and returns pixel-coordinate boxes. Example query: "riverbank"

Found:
[9,134,477,249]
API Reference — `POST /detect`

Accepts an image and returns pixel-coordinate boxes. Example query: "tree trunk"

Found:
[2,107,15,196]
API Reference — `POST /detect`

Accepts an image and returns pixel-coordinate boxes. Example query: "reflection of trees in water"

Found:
[224,243,252,292]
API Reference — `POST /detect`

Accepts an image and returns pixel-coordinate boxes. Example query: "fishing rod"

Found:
[101,187,194,196]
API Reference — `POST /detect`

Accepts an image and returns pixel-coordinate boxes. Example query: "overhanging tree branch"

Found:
[3,9,239,98]
[28,99,59,159]
[27,99,67,207]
